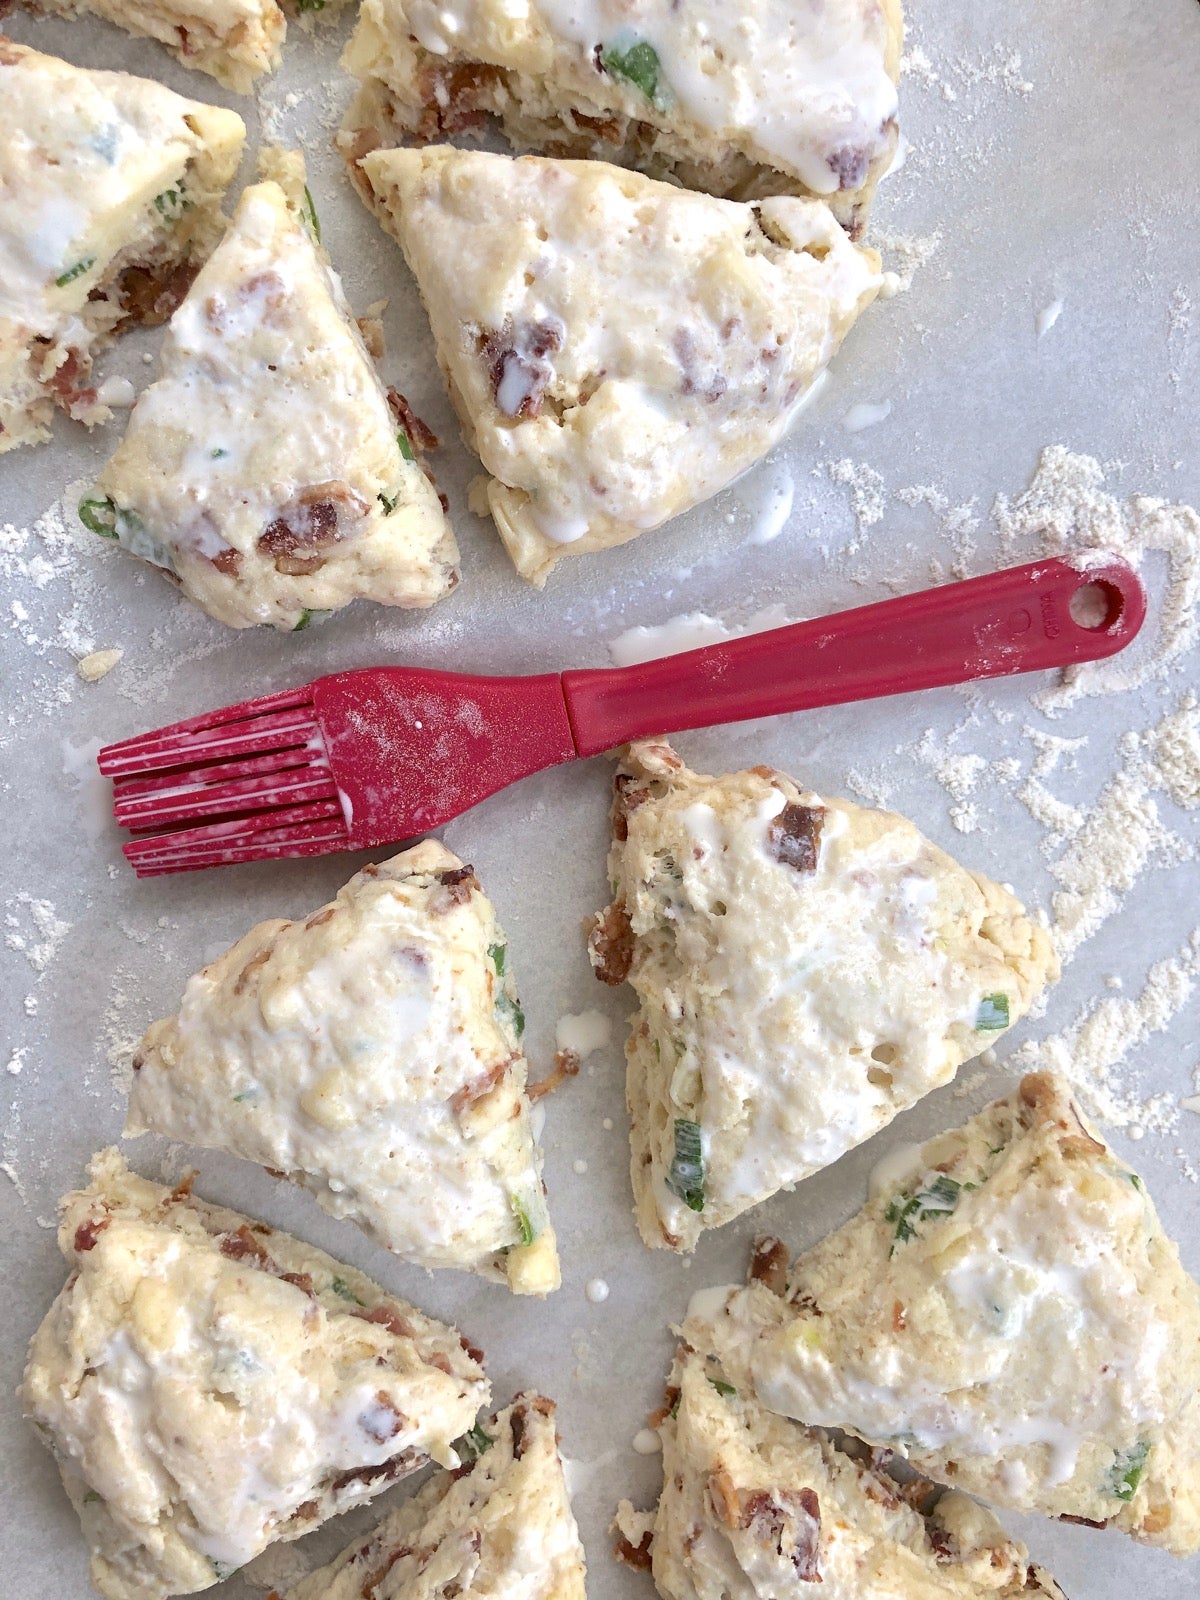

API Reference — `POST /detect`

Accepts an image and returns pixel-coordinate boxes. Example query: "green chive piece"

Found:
[495,990,525,1039]
[79,496,118,538]
[55,257,96,287]
[667,1118,705,1213]
[453,1422,494,1465]
[210,447,228,459]
[488,942,506,976]
[397,430,415,462]
[886,1174,972,1253]
[295,0,326,13]
[211,1562,240,1582]
[153,186,186,221]
[82,1490,101,1505]
[378,490,399,515]
[668,1394,681,1419]
[301,183,322,240]
[293,609,332,632]
[708,1378,736,1397]
[975,993,1010,1031]
[231,1090,254,1103]
[600,37,663,104]
[330,1276,364,1305]
[1107,1440,1150,1502]
[510,1195,535,1247]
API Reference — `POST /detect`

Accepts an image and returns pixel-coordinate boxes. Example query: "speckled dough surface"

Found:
[589,741,1059,1250]
[352,146,880,584]
[339,0,903,236]
[20,1149,490,1600]
[747,1073,1200,1555]
[20,0,290,94]
[0,40,244,452]
[616,1338,1067,1600]
[285,1394,586,1600]
[93,162,459,631]
[126,842,559,1294]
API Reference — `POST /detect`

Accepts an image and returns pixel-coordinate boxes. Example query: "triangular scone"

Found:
[588,741,1058,1251]
[282,1395,586,1600]
[20,1149,489,1600]
[340,0,902,239]
[353,146,880,586]
[126,843,560,1296]
[25,0,291,94]
[746,1073,1200,1556]
[616,1341,1067,1600]
[0,41,244,453]
[91,162,459,630]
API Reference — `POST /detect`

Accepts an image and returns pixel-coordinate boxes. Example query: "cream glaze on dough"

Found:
[20,1150,489,1600]
[749,1073,1200,1556]
[285,1394,585,1600]
[616,1335,1067,1600]
[94,161,459,630]
[127,842,559,1295]
[340,0,903,237]
[0,41,244,452]
[353,146,880,584]
[589,741,1059,1251]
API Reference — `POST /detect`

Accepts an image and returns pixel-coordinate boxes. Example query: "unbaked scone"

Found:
[281,1394,586,1600]
[126,843,560,1296]
[588,741,1059,1251]
[15,0,330,95]
[615,1339,1067,1600]
[20,1148,489,1600]
[0,41,244,454]
[747,1073,1200,1556]
[89,160,459,631]
[339,0,903,238]
[352,146,880,585]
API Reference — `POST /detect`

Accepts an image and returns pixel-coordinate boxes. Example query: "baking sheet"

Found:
[2,1,1199,1595]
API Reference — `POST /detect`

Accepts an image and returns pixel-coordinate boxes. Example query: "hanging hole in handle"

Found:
[1069,579,1124,632]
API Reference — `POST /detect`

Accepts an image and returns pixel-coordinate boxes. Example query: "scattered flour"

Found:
[4,894,71,973]
[1011,931,1200,1134]
[827,458,886,540]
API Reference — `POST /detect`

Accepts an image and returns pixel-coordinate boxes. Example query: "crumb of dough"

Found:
[76,648,123,682]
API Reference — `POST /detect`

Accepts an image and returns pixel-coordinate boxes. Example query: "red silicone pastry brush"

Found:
[98,556,1146,877]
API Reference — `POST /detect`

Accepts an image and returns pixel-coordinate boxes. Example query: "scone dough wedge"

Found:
[340,0,903,238]
[747,1073,1200,1556]
[0,41,244,454]
[615,1338,1067,1600]
[16,0,318,94]
[589,740,1058,1251]
[91,157,459,630]
[282,1394,586,1600]
[127,843,560,1296]
[353,146,880,585]
[20,1148,489,1600]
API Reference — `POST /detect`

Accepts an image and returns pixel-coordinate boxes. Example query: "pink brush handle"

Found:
[561,556,1146,759]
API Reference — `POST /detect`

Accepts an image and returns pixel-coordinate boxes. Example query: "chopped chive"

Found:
[330,1276,364,1305]
[396,430,415,462]
[600,37,663,104]
[495,990,525,1039]
[78,496,118,537]
[487,941,506,976]
[708,1378,736,1397]
[153,186,186,221]
[1129,1173,1143,1190]
[295,0,326,12]
[667,1118,705,1213]
[453,1422,494,1465]
[82,1490,101,1505]
[975,993,1010,1031]
[55,257,95,287]
[668,1394,681,1419]
[510,1195,535,1247]
[292,609,332,631]
[231,1090,254,1103]
[210,447,228,459]
[378,490,399,515]
[301,183,322,241]
[211,1562,240,1582]
[886,1174,974,1253]
[1107,1440,1150,1502]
